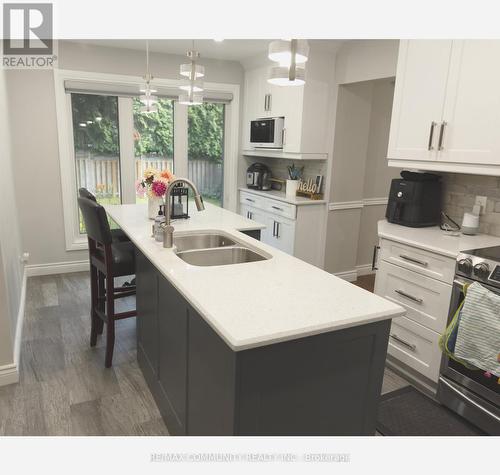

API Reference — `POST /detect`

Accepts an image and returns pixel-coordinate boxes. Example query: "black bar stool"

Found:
[78,196,137,368]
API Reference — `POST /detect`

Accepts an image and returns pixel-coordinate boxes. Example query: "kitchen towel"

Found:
[454,282,500,377]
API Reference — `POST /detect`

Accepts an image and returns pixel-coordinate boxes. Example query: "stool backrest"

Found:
[77,197,113,245]
[79,187,97,202]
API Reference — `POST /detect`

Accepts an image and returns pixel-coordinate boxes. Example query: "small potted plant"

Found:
[286,163,303,199]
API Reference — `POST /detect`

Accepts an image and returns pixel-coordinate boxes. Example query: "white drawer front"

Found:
[240,191,264,209]
[388,316,442,383]
[375,260,452,333]
[379,238,455,283]
[260,198,296,220]
[239,191,297,220]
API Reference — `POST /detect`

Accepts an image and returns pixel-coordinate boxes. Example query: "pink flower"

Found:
[135,179,146,197]
[151,180,167,198]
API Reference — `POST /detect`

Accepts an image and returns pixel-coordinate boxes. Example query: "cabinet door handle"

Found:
[428,121,436,150]
[372,245,380,271]
[398,254,428,267]
[390,333,416,351]
[245,198,255,203]
[275,222,280,238]
[394,289,423,304]
[271,205,283,212]
[438,121,447,150]
[282,128,286,145]
[264,94,272,112]
[272,221,277,237]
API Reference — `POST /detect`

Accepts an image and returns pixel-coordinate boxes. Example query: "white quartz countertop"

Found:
[239,187,326,206]
[378,220,500,258]
[105,203,404,351]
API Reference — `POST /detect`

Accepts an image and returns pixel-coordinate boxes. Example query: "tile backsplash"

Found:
[442,173,500,236]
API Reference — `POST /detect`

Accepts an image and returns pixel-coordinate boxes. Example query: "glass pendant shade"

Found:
[178,93,203,105]
[139,92,158,107]
[140,103,158,114]
[180,62,205,80]
[268,65,306,86]
[268,39,309,66]
[179,81,204,93]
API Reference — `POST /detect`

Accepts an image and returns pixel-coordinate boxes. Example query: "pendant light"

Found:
[140,41,158,114]
[178,41,204,105]
[267,39,309,86]
[268,39,309,65]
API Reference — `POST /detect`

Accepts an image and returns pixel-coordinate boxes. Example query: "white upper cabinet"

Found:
[387,40,453,162]
[242,55,330,159]
[388,40,500,174]
[439,40,500,165]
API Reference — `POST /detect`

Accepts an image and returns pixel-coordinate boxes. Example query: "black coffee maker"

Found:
[386,171,442,227]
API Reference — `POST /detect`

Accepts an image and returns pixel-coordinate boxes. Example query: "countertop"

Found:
[239,187,327,206]
[378,220,500,258]
[105,203,404,351]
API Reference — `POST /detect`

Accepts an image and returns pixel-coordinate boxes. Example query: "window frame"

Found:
[54,69,240,251]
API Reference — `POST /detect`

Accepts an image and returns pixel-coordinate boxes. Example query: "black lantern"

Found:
[169,183,189,219]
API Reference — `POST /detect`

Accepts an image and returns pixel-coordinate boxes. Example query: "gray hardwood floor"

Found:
[0,272,409,436]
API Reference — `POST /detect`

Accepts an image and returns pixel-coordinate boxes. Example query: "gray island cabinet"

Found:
[135,249,391,436]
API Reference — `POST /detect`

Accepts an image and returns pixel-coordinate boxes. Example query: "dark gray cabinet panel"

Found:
[236,321,390,435]
[135,250,391,436]
[187,307,237,435]
[135,250,159,377]
[241,229,261,241]
[158,278,188,435]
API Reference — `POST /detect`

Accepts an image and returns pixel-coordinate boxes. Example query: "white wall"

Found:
[6,41,244,268]
[335,40,399,85]
[324,79,399,276]
[0,67,24,375]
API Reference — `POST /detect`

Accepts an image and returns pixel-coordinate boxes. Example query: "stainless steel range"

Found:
[437,245,500,435]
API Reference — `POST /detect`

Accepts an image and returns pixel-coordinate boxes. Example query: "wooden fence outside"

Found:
[75,153,222,199]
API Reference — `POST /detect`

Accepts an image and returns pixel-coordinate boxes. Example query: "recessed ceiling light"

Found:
[213,38,224,43]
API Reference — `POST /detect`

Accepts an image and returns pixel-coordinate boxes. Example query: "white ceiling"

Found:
[66,39,343,64]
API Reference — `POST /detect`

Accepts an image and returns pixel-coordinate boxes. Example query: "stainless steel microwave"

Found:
[250,117,284,148]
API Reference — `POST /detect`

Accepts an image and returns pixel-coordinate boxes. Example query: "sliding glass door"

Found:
[188,102,225,207]
[133,98,175,203]
[70,93,121,232]
[67,91,230,244]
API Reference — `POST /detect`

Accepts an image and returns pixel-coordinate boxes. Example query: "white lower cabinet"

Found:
[388,316,443,383]
[239,190,325,267]
[374,237,453,388]
[264,214,295,255]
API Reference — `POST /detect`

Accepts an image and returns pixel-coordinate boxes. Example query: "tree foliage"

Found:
[188,102,224,163]
[72,93,225,163]
[71,94,119,155]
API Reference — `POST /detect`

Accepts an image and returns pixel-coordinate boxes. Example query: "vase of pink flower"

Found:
[136,167,175,219]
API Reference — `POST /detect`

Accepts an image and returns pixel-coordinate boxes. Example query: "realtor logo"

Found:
[3,3,53,55]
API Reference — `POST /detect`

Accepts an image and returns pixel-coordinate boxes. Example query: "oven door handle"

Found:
[439,376,500,422]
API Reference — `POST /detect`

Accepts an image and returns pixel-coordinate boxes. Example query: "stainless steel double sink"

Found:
[173,232,270,267]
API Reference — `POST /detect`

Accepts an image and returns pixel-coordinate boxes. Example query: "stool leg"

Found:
[97,271,105,335]
[90,263,98,347]
[104,273,115,368]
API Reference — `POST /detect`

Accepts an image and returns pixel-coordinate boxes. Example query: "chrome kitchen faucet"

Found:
[162,178,205,248]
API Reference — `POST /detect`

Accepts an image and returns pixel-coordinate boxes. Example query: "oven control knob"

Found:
[457,258,473,274]
[473,262,490,279]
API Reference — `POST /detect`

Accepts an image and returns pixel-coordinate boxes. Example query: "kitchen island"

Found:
[105,202,404,435]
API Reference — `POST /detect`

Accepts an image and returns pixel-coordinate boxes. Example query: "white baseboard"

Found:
[0,269,27,387]
[334,269,358,282]
[334,264,375,282]
[355,264,376,277]
[25,259,89,277]
[0,363,19,386]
